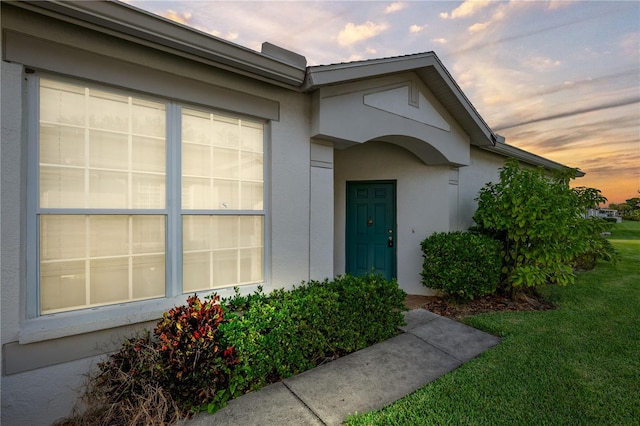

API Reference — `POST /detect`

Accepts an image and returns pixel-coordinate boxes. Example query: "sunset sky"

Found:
[128,0,639,204]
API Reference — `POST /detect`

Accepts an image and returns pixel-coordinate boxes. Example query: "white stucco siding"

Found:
[269,93,312,288]
[309,141,335,281]
[334,141,450,296]
[458,147,506,230]
[1,356,98,426]
[1,62,25,347]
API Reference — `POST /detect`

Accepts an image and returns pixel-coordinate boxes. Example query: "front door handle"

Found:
[388,236,394,247]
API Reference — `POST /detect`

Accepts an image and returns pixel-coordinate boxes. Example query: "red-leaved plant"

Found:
[155,294,238,414]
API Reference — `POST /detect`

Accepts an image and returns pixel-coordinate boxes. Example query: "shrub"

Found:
[420,232,501,300]
[219,285,269,313]
[473,159,614,293]
[572,231,618,271]
[64,295,236,424]
[155,295,238,413]
[219,284,337,393]
[219,273,406,395]
[324,274,407,351]
[68,275,406,423]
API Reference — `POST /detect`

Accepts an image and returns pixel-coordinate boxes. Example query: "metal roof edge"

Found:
[481,142,585,177]
[303,52,438,90]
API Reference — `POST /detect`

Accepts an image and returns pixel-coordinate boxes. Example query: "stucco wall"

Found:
[1,356,99,425]
[1,62,25,353]
[334,141,450,296]
[309,141,335,281]
[458,147,508,230]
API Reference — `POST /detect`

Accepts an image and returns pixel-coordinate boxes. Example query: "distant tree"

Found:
[625,197,640,210]
[473,159,614,295]
[617,203,632,215]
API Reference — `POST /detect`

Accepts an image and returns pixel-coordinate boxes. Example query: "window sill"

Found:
[18,284,263,344]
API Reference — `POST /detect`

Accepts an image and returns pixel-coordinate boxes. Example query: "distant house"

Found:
[0,1,583,424]
[586,208,622,223]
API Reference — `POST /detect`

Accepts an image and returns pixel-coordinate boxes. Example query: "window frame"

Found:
[25,73,269,330]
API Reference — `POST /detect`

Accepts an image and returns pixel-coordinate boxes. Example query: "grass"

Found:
[346,221,640,426]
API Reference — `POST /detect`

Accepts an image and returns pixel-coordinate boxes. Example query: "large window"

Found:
[35,77,265,315]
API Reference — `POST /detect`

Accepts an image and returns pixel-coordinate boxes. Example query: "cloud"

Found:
[160,9,192,25]
[504,117,640,204]
[385,2,406,14]
[547,0,576,10]
[494,96,640,131]
[432,38,448,44]
[448,5,629,56]
[440,0,493,19]
[523,56,561,72]
[410,24,427,33]
[157,8,242,41]
[468,22,491,33]
[193,27,238,41]
[466,2,513,33]
[337,21,389,46]
[531,69,639,97]
[620,32,640,57]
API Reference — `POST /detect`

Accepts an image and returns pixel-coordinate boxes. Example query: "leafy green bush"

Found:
[572,232,618,271]
[324,274,407,351]
[219,284,337,393]
[220,273,406,395]
[219,285,268,312]
[473,159,615,293]
[420,232,501,300]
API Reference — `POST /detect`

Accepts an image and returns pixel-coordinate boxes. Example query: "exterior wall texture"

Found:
[458,147,506,231]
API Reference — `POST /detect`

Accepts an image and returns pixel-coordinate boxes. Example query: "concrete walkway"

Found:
[187,309,501,426]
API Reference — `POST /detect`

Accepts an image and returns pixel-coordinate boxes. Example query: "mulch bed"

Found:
[404,292,555,321]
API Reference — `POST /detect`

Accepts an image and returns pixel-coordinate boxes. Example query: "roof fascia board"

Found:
[304,53,438,88]
[482,143,585,177]
[9,0,306,87]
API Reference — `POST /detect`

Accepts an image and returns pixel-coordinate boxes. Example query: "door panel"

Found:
[346,181,396,280]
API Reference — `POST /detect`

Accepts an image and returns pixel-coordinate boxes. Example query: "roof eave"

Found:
[9,0,306,87]
[481,142,586,177]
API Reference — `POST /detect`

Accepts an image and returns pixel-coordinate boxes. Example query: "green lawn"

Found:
[346,221,640,426]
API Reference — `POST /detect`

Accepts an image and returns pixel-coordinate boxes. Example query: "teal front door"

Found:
[346,181,396,281]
